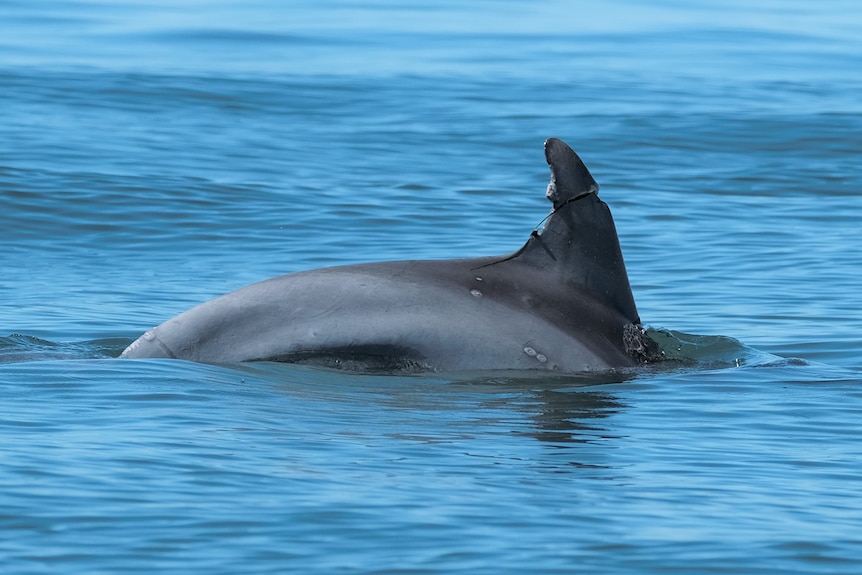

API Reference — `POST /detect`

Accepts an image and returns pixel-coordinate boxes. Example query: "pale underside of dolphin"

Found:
[121,138,660,372]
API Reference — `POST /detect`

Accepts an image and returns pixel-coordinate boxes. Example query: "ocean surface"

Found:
[2,1,862,573]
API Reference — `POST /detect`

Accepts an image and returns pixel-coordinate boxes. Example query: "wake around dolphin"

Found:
[121,138,661,372]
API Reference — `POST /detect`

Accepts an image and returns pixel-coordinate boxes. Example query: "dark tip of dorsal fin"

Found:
[544,137,599,209]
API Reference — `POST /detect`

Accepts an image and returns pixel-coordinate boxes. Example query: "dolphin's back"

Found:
[121,256,637,371]
[121,138,659,372]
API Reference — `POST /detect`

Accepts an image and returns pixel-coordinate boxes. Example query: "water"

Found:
[2,1,862,573]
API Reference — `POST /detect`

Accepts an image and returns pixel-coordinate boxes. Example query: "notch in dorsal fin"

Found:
[544,137,599,209]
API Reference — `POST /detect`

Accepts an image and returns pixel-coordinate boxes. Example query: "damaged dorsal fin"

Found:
[517,138,640,324]
[544,137,599,209]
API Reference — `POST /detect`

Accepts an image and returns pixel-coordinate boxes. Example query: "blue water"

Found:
[2,1,862,573]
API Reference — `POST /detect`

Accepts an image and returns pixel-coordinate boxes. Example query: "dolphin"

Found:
[121,138,660,372]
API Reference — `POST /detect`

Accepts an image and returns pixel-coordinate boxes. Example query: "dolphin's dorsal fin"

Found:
[519,138,640,323]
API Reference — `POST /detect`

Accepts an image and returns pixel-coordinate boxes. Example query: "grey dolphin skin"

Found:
[121,138,660,372]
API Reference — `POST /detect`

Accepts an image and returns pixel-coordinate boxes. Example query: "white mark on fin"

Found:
[546,181,557,202]
[470,289,482,297]
[143,330,156,341]
[536,354,547,363]
[523,346,537,357]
